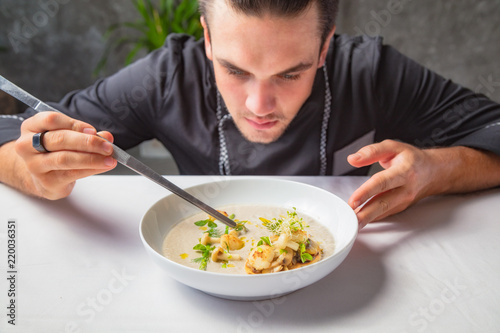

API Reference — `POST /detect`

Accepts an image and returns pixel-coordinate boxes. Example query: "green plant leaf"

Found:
[300,252,313,263]
[94,0,202,76]
[207,227,222,238]
[260,236,272,246]
[194,219,210,227]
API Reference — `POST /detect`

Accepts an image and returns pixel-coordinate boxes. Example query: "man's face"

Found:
[202,1,333,144]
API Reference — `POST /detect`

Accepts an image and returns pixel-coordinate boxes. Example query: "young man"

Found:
[0,0,499,228]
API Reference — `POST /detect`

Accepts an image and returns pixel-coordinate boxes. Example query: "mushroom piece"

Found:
[220,230,245,250]
[274,248,294,267]
[305,239,321,256]
[211,247,242,262]
[245,245,275,271]
[200,232,220,245]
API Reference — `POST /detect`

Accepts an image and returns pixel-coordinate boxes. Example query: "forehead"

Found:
[207,1,322,72]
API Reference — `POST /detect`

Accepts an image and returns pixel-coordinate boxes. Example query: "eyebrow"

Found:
[217,58,314,76]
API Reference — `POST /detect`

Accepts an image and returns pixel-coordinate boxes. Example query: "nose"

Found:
[245,81,276,116]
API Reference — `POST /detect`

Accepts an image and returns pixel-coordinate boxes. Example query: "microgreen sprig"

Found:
[194,219,222,237]
[257,236,272,247]
[259,207,308,236]
[234,221,248,233]
[299,242,313,263]
[192,243,215,270]
[194,219,217,228]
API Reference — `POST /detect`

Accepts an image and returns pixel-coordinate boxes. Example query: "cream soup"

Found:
[162,205,335,274]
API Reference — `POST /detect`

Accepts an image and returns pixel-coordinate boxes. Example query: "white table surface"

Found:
[0,175,499,333]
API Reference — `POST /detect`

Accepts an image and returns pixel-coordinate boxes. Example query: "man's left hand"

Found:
[347,140,438,228]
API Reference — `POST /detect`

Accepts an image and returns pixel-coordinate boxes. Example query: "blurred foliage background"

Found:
[0,0,498,104]
[94,0,202,75]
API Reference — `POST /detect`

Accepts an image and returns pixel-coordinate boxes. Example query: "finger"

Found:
[348,167,407,209]
[21,111,96,135]
[348,140,402,168]
[41,130,113,156]
[97,131,114,143]
[48,168,116,185]
[356,188,411,228]
[31,151,116,174]
[35,167,116,200]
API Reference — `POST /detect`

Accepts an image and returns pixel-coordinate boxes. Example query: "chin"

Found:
[246,136,275,144]
[241,130,282,144]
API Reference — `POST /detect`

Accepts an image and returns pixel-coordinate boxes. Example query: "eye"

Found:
[226,68,248,78]
[280,73,301,81]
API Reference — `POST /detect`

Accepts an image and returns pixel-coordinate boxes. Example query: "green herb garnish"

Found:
[194,219,222,237]
[257,236,272,247]
[194,219,210,227]
[234,221,248,232]
[299,242,313,263]
[192,243,215,270]
[207,227,222,238]
[194,219,218,229]
[260,208,308,236]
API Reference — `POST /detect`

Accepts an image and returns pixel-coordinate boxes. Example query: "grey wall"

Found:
[1,0,499,103]
[0,0,138,103]
[337,0,500,103]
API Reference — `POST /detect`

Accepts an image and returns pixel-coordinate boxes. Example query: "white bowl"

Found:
[140,178,358,301]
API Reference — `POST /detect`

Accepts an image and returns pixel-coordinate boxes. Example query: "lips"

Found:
[245,118,278,130]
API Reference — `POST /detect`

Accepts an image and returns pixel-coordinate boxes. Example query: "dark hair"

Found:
[199,0,339,46]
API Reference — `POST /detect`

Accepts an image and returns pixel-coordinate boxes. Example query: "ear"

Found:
[201,16,213,61]
[318,25,336,68]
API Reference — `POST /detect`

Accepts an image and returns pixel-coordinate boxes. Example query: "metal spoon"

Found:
[0,74,236,228]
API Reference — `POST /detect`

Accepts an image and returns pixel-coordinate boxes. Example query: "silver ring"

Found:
[32,131,50,153]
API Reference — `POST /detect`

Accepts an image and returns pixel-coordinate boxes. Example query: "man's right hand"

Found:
[11,111,117,199]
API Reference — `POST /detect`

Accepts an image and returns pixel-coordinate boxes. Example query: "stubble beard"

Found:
[232,113,289,144]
